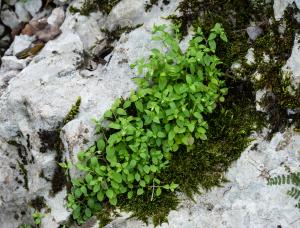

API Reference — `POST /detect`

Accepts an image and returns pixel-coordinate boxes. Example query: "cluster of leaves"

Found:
[32,212,44,226]
[67,23,228,224]
[268,172,300,208]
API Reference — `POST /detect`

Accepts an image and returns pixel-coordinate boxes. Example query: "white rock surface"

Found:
[15,2,31,23]
[1,56,28,71]
[0,8,20,29]
[47,7,65,27]
[23,0,43,17]
[12,35,36,56]
[273,0,300,20]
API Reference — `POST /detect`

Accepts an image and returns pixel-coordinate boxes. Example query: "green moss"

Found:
[17,160,29,191]
[69,0,121,16]
[63,97,81,125]
[100,24,143,43]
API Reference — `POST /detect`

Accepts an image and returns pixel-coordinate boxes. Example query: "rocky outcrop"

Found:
[0,0,300,228]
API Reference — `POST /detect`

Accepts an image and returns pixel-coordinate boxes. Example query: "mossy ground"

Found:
[63,1,300,227]
[86,0,300,227]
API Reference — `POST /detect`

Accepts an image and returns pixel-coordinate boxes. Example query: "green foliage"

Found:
[268,172,300,208]
[32,211,44,226]
[67,23,228,224]
[119,79,264,226]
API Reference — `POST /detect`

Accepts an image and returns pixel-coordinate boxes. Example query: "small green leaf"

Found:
[109,197,117,205]
[93,184,100,193]
[127,173,135,183]
[135,100,144,112]
[156,187,162,196]
[85,174,93,184]
[97,139,105,151]
[140,180,146,187]
[85,208,92,218]
[109,123,121,129]
[97,191,104,201]
[112,172,123,184]
[137,188,144,195]
[116,108,127,115]
[104,110,113,118]
[90,156,98,167]
[135,173,141,181]
[74,188,82,198]
[143,165,150,174]
[128,191,133,199]
[106,189,114,199]
[87,198,95,209]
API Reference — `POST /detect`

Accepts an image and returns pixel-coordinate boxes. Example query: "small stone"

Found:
[246,26,263,41]
[23,0,42,17]
[53,0,70,6]
[0,24,5,37]
[15,2,31,23]
[12,35,36,56]
[1,56,27,71]
[245,48,255,65]
[47,7,65,27]
[0,34,11,49]
[21,18,48,36]
[36,25,61,42]
[0,9,20,29]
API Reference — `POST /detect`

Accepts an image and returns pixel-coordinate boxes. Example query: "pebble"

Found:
[0,8,20,29]
[246,26,263,41]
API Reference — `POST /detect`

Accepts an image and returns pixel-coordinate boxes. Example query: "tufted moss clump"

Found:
[69,0,121,16]
[63,97,81,125]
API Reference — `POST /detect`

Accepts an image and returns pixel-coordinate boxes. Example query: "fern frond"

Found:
[287,187,300,200]
[267,173,300,186]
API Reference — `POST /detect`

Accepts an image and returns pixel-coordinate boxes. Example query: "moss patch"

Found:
[69,0,121,15]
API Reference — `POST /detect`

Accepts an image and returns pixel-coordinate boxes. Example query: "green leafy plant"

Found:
[268,172,300,208]
[32,211,44,226]
[67,23,228,224]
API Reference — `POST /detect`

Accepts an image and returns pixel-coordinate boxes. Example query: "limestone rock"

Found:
[12,35,36,56]
[36,25,61,42]
[0,24,6,37]
[0,8,20,29]
[23,0,43,17]
[15,2,31,23]
[47,7,66,27]
[246,26,263,41]
[1,56,28,71]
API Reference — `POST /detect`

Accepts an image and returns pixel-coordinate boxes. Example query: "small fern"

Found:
[268,172,300,208]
